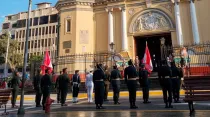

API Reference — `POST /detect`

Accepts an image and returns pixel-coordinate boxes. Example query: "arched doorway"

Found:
[129,9,175,72]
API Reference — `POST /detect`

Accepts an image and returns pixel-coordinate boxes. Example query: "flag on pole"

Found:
[142,42,153,72]
[41,50,53,75]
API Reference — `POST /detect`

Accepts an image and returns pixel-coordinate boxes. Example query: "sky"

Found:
[0,0,56,29]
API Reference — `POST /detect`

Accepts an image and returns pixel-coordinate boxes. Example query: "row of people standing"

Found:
[34,68,81,110]
[95,59,182,109]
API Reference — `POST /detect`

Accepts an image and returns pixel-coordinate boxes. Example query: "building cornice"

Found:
[55,0,95,10]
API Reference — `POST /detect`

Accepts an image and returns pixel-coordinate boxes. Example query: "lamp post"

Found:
[18,0,32,115]
[109,42,115,69]
[4,32,11,78]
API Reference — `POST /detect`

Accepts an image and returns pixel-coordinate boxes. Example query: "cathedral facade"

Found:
[55,0,210,72]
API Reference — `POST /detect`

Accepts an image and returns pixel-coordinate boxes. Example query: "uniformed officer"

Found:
[55,71,63,103]
[104,66,110,101]
[33,69,42,107]
[72,70,81,103]
[59,68,70,106]
[171,62,183,103]
[110,65,122,104]
[158,60,173,108]
[93,64,105,109]
[139,64,151,104]
[124,60,138,109]
[11,71,21,108]
[41,69,52,110]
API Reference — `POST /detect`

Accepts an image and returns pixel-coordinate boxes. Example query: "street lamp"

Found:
[109,42,115,69]
[18,0,32,115]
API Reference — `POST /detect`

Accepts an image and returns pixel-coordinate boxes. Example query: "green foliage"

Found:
[0,33,23,69]
[29,55,43,64]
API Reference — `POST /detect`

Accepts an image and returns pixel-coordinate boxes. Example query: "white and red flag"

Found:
[41,51,53,75]
[142,42,153,72]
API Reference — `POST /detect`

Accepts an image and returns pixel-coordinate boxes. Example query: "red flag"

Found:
[41,51,53,75]
[142,43,153,72]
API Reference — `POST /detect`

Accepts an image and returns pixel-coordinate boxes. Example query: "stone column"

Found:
[189,0,200,44]
[120,7,128,51]
[106,8,114,51]
[173,1,183,46]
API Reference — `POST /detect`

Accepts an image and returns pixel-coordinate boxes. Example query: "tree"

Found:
[29,55,43,64]
[0,33,23,69]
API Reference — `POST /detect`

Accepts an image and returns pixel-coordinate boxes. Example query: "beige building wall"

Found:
[59,11,77,55]
[95,11,108,52]
[179,2,193,45]
[195,0,210,43]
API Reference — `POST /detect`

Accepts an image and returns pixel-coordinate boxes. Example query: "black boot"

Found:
[165,102,169,108]
[169,103,173,108]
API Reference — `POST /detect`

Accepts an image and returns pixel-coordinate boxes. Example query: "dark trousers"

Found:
[104,82,109,100]
[35,88,42,106]
[11,89,18,105]
[42,87,50,109]
[172,78,181,101]
[61,89,68,104]
[142,87,149,101]
[72,85,79,97]
[57,89,61,102]
[94,81,105,106]
[127,80,137,106]
[162,79,173,103]
[111,80,121,103]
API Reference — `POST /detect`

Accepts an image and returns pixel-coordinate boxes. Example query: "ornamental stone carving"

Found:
[133,12,170,32]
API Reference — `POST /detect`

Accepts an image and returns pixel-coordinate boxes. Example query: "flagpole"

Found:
[18,0,32,115]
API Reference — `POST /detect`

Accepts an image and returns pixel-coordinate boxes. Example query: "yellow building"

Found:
[54,0,209,73]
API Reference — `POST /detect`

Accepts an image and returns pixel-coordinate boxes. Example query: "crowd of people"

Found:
[4,57,183,111]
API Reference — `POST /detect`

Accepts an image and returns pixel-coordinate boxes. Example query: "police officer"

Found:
[33,69,42,107]
[158,60,173,108]
[139,64,151,104]
[41,69,52,110]
[93,64,105,109]
[11,71,21,108]
[55,71,63,103]
[110,65,122,104]
[124,60,138,109]
[171,62,183,103]
[72,70,81,103]
[59,68,70,106]
[104,66,110,101]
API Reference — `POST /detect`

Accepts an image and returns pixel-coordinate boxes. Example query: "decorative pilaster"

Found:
[189,0,200,44]
[172,0,183,46]
[120,7,128,51]
[106,8,114,51]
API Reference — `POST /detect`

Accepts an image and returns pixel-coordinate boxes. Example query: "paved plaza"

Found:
[1,94,210,117]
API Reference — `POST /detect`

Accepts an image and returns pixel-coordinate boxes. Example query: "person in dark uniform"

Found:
[124,60,138,109]
[72,70,81,103]
[33,69,42,107]
[11,71,21,108]
[110,65,122,104]
[41,69,52,110]
[171,62,183,103]
[93,64,105,109]
[59,68,70,106]
[158,60,173,108]
[104,66,110,101]
[55,71,63,103]
[139,64,151,104]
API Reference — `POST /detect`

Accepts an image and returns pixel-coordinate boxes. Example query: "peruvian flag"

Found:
[142,43,153,72]
[41,51,53,75]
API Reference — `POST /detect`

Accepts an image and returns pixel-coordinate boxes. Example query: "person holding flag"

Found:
[40,51,53,110]
[139,42,153,104]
